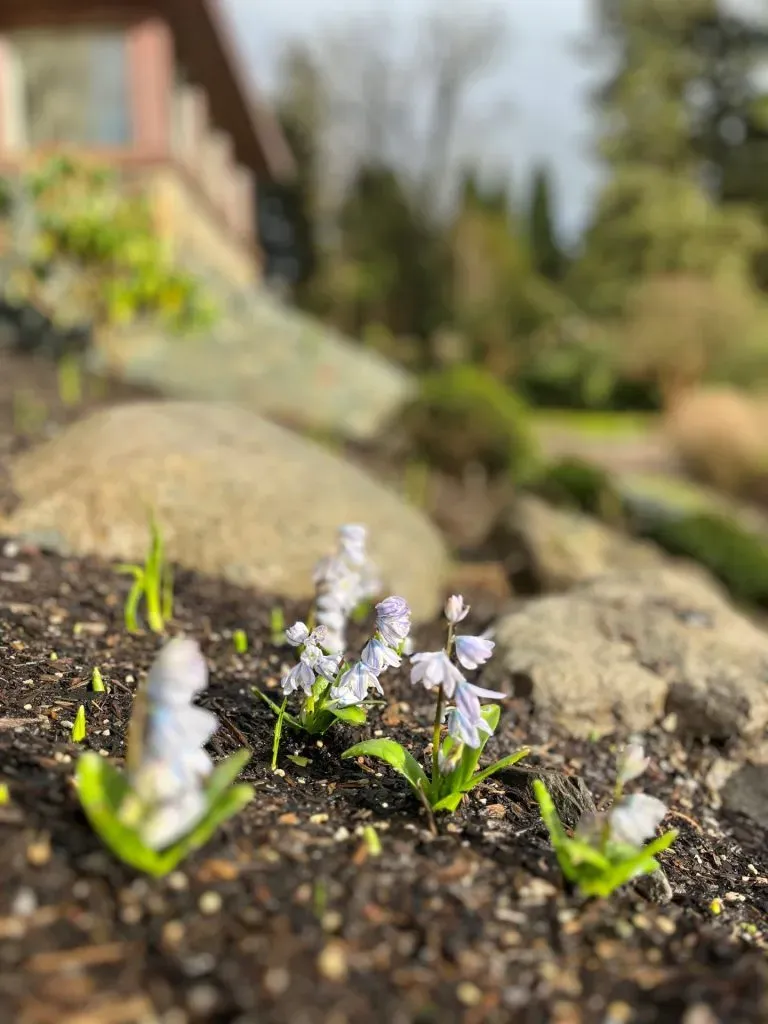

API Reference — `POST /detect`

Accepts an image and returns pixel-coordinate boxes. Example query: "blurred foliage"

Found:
[530,457,625,523]
[401,365,538,480]
[637,510,768,607]
[0,154,216,336]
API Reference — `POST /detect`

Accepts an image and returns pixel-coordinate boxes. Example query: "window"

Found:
[10,29,132,147]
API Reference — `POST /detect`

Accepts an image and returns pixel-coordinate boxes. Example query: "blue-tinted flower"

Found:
[609,794,668,847]
[128,638,217,850]
[410,650,464,698]
[331,661,383,706]
[280,659,316,696]
[375,596,411,648]
[285,621,310,647]
[362,637,401,673]
[454,635,495,670]
[444,594,470,624]
[314,524,381,654]
[447,683,492,749]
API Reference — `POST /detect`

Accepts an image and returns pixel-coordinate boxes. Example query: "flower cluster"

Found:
[127,638,218,850]
[281,622,341,696]
[410,594,500,752]
[313,524,380,653]
[330,596,412,706]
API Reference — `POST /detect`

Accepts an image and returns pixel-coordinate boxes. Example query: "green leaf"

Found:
[252,688,302,730]
[286,754,311,768]
[71,704,87,743]
[431,791,465,812]
[342,739,429,796]
[462,747,529,791]
[123,576,144,634]
[272,698,287,770]
[327,705,367,725]
[75,750,254,878]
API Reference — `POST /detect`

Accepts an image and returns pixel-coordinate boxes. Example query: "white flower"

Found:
[617,742,650,785]
[609,794,668,847]
[361,637,401,673]
[314,524,381,656]
[410,650,465,698]
[281,659,316,696]
[454,635,495,670]
[375,596,411,648]
[444,594,470,624]
[446,678,505,748]
[331,661,382,706]
[285,621,310,647]
[128,638,217,851]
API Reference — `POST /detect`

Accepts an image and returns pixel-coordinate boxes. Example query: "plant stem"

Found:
[432,684,444,784]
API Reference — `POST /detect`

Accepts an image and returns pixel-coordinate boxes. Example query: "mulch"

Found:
[0,541,765,1024]
[0,348,766,1024]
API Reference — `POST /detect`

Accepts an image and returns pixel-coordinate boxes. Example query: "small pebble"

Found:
[120,904,142,925]
[186,984,219,1015]
[26,837,51,867]
[198,891,223,916]
[456,982,483,1007]
[167,872,188,892]
[11,888,37,917]
[317,941,348,982]
[162,921,185,947]
[263,967,290,997]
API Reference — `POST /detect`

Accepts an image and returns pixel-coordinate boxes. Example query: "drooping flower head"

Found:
[617,741,650,786]
[444,595,470,624]
[330,596,412,708]
[281,621,342,697]
[608,793,668,848]
[375,596,411,649]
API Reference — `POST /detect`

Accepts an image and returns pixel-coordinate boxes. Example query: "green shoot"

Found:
[116,514,173,634]
[270,607,286,646]
[71,705,87,743]
[0,783,9,805]
[362,825,382,857]
[233,629,248,654]
[272,698,288,771]
[91,667,106,693]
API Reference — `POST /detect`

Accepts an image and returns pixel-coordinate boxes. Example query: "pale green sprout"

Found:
[116,514,173,634]
[362,825,382,857]
[233,629,248,654]
[91,666,106,693]
[533,742,678,898]
[269,607,286,646]
[71,705,86,743]
[0,783,10,805]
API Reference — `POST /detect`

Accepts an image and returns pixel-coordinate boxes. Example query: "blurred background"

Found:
[2,0,768,611]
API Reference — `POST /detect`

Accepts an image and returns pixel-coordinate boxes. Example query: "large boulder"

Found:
[0,402,447,618]
[89,290,415,441]
[491,494,670,593]
[486,566,768,740]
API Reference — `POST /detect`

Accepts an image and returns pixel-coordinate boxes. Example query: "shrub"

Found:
[403,366,537,479]
[531,457,624,523]
[664,387,768,501]
[638,510,768,607]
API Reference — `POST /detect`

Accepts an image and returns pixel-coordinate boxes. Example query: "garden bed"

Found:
[0,540,766,1024]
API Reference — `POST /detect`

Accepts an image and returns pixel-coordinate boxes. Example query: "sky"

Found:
[224,0,766,242]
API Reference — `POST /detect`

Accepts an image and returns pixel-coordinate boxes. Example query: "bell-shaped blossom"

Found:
[617,742,650,786]
[410,650,465,698]
[609,793,668,848]
[128,638,217,851]
[331,661,383,706]
[362,637,401,673]
[285,621,310,647]
[281,659,316,696]
[375,596,411,649]
[444,594,470,624]
[454,635,495,671]
[446,678,505,749]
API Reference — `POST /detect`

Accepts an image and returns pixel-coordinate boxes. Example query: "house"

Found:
[0,0,295,287]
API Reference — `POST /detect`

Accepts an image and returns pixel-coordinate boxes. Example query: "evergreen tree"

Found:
[528,164,564,281]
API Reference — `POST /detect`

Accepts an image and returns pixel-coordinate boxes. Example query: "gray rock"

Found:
[722,764,768,828]
[0,402,447,619]
[487,567,768,739]
[89,290,415,441]
[493,495,670,593]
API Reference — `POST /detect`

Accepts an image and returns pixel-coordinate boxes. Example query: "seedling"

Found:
[91,666,106,693]
[269,607,286,646]
[342,595,527,832]
[76,638,253,877]
[533,743,678,898]
[116,514,173,634]
[233,629,248,655]
[0,783,10,805]
[71,705,86,743]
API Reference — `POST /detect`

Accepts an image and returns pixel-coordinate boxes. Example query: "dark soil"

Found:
[0,540,766,1024]
[0,349,767,1024]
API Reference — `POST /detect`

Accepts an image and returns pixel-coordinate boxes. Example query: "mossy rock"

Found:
[530,457,625,524]
[403,366,537,479]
